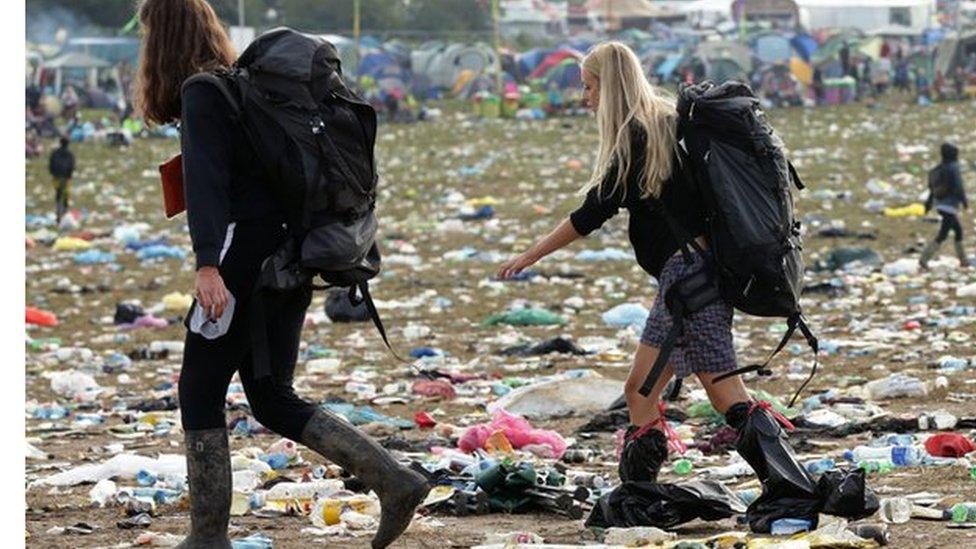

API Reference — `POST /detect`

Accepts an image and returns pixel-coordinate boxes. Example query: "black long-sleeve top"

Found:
[48,146,75,179]
[569,125,708,279]
[925,160,969,213]
[180,80,283,269]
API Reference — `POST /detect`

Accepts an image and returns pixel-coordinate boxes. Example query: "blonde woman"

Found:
[498,42,815,519]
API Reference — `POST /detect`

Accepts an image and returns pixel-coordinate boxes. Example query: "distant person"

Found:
[840,42,851,76]
[874,55,891,96]
[812,66,825,106]
[920,142,969,268]
[60,85,79,120]
[26,82,41,113]
[953,67,966,99]
[894,59,910,93]
[48,137,75,224]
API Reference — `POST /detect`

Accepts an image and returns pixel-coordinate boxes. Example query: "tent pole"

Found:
[492,0,502,94]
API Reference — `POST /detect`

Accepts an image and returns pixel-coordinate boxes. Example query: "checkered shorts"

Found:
[640,252,738,379]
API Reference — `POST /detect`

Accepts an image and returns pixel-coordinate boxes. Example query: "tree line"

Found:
[27,0,493,39]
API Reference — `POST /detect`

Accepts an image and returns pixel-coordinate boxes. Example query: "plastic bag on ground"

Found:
[585,480,746,529]
[458,410,567,459]
[486,371,621,419]
[816,468,879,520]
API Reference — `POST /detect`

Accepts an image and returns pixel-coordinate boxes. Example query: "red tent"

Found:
[528,48,583,80]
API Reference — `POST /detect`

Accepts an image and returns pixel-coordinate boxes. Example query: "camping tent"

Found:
[935,30,976,77]
[412,43,499,91]
[528,48,583,79]
[754,33,795,64]
[542,58,583,90]
[696,40,753,73]
[790,32,819,62]
[41,52,113,95]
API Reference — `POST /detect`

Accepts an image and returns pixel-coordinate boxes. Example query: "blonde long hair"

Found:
[581,42,678,199]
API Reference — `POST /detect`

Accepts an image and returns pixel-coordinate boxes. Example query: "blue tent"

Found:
[516,48,552,80]
[656,54,684,79]
[791,33,819,63]
[358,51,402,78]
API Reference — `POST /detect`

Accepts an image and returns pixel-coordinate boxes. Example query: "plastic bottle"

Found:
[571,472,606,489]
[149,340,184,354]
[344,381,377,398]
[737,488,760,506]
[230,491,250,516]
[136,470,157,487]
[231,533,273,549]
[879,497,911,524]
[769,518,812,535]
[950,503,976,523]
[872,434,915,447]
[259,452,291,470]
[845,445,923,466]
[864,374,928,399]
[804,458,836,475]
[672,459,693,475]
[858,460,894,474]
[311,494,379,528]
[33,403,69,419]
[264,479,344,504]
[938,357,971,371]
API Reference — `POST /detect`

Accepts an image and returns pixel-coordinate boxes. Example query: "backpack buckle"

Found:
[310,115,326,135]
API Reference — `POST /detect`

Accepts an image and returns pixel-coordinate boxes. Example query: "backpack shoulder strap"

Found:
[182,72,241,118]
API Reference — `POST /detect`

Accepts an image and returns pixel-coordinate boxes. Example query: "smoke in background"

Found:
[26,3,95,44]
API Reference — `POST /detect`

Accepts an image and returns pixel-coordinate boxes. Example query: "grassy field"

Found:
[25,98,976,548]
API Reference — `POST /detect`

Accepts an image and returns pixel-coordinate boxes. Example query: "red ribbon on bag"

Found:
[749,400,795,431]
[627,402,687,455]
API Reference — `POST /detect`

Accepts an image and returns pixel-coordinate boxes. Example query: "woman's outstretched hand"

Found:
[497,251,539,280]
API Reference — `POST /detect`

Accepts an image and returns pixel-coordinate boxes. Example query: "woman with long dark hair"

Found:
[135,2,428,547]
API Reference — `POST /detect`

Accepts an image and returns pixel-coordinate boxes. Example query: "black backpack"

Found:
[183,28,400,377]
[637,81,818,407]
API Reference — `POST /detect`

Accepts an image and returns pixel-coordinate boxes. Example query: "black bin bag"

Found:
[585,480,746,529]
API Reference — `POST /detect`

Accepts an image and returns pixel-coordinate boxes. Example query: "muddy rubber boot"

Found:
[726,401,819,533]
[954,240,970,267]
[618,425,669,483]
[176,428,232,549]
[918,239,942,270]
[300,409,430,549]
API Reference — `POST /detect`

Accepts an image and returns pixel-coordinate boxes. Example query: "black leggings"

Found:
[936,210,964,243]
[179,220,318,441]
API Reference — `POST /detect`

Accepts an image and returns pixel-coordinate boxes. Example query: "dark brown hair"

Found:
[134,0,237,125]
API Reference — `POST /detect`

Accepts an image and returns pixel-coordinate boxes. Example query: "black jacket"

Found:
[925,143,969,213]
[569,125,708,279]
[180,81,284,269]
[48,146,75,179]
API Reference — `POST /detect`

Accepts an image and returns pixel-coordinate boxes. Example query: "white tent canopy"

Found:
[41,52,113,95]
[796,0,936,33]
